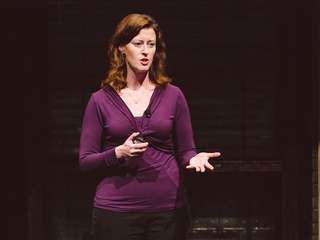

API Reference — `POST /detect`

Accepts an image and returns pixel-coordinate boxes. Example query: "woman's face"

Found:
[119,28,156,74]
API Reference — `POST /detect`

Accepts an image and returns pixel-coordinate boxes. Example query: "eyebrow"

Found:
[132,39,156,42]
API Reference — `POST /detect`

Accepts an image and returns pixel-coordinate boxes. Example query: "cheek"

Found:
[150,51,156,62]
[151,49,156,57]
[125,53,138,65]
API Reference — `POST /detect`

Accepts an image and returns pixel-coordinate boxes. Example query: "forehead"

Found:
[132,28,156,40]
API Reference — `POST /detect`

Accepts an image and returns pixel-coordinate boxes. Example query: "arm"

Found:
[79,95,119,173]
[173,89,220,172]
[172,89,198,167]
[79,95,148,173]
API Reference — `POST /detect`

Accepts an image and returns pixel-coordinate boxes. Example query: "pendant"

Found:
[135,101,138,104]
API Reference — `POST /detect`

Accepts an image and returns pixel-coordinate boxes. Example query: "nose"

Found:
[142,44,148,55]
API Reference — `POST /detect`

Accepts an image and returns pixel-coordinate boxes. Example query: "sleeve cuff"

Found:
[104,148,124,167]
[180,151,197,168]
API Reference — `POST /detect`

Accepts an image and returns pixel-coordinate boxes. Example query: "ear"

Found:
[118,45,125,53]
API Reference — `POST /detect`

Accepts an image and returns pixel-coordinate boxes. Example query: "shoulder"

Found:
[83,88,108,112]
[91,86,112,102]
[166,83,187,100]
[92,86,110,96]
[159,83,188,108]
[165,83,179,91]
[164,83,184,97]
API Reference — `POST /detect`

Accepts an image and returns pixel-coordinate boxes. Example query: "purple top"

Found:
[79,83,197,213]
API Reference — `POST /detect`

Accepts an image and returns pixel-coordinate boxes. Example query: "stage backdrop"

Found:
[24,0,319,240]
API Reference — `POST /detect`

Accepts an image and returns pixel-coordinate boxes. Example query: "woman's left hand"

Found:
[186,152,221,172]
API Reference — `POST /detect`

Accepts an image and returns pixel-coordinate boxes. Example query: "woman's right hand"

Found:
[115,132,148,159]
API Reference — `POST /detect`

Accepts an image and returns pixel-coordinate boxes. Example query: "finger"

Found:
[207,152,221,158]
[131,147,147,154]
[135,147,148,154]
[206,166,214,171]
[128,132,140,141]
[200,165,206,172]
[186,165,195,169]
[204,162,214,170]
[129,150,145,158]
[134,142,149,148]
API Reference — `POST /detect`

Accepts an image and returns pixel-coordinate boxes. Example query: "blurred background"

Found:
[5,0,319,239]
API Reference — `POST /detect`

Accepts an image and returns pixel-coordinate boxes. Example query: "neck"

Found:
[126,70,150,90]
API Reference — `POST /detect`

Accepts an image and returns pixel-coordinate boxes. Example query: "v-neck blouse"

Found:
[79,83,197,213]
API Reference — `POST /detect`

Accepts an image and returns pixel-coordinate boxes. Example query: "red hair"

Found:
[101,14,171,92]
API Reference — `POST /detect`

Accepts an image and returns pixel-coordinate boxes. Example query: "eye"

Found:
[133,42,142,46]
[148,42,155,48]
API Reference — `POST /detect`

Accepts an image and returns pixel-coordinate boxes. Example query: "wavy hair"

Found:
[101,14,171,92]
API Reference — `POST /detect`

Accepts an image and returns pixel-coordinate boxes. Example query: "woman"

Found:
[79,14,220,240]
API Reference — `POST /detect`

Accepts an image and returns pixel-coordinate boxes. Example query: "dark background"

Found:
[5,0,319,239]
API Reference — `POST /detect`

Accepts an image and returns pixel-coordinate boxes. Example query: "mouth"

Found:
[140,58,149,65]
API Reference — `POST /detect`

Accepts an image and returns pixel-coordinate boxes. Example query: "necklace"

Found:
[125,86,147,104]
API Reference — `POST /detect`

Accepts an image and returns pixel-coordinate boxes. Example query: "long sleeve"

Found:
[78,85,193,212]
[173,89,197,168]
[79,95,120,173]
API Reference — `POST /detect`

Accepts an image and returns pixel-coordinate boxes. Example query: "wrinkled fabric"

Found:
[79,83,197,212]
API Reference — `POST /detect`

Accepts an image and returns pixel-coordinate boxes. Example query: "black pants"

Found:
[92,206,190,240]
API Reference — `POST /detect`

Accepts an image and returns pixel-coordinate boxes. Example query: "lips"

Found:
[140,58,149,65]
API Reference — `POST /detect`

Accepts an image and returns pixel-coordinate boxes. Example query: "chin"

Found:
[136,67,151,73]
